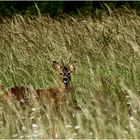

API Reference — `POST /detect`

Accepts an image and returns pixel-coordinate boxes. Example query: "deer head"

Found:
[52,60,76,87]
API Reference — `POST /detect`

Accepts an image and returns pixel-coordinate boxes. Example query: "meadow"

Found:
[0,7,140,139]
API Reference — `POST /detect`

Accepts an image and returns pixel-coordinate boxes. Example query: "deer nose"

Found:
[63,77,68,81]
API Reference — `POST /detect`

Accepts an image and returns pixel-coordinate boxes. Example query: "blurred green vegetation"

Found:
[0,3,140,139]
[0,1,140,18]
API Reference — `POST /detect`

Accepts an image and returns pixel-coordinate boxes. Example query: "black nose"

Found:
[63,78,67,81]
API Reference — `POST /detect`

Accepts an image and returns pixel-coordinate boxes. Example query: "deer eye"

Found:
[60,72,63,75]
[68,72,70,75]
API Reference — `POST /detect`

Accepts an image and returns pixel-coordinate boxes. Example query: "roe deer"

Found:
[36,60,76,108]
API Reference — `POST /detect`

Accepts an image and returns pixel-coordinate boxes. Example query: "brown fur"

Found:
[4,85,36,108]
[36,83,73,110]
[36,86,71,103]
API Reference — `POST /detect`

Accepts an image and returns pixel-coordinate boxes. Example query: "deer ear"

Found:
[68,61,76,72]
[53,61,61,72]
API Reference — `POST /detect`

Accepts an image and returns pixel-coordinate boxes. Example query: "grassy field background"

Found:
[0,7,140,139]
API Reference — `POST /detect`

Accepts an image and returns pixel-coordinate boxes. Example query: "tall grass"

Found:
[0,7,140,139]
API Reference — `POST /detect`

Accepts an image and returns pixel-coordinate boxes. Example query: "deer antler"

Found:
[61,59,65,66]
[68,56,72,64]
